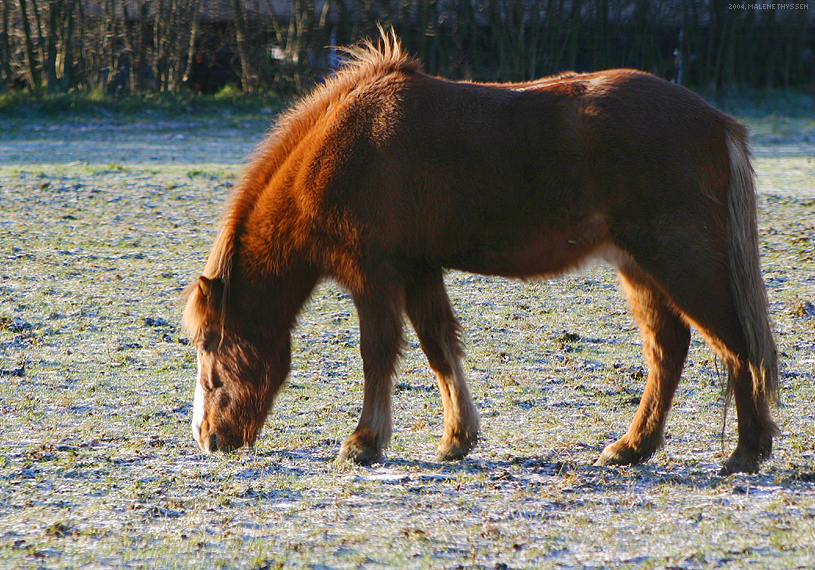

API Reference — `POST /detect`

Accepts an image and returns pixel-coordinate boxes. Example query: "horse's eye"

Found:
[202,339,220,354]
[210,368,223,389]
[203,367,223,391]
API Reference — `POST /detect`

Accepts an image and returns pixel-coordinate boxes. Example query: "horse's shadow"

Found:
[242,445,794,491]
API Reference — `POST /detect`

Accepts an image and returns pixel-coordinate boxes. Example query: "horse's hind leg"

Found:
[405,270,480,460]
[722,362,778,474]
[608,222,777,473]
[668,272,778,474]
[338,280,405,464]
[596,263,691,467]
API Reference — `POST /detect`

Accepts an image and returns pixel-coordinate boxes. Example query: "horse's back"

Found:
[276,65,741,282]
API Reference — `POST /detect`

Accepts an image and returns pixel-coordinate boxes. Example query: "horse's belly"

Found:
[446,214,613,278]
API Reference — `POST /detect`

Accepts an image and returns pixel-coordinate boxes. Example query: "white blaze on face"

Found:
[191,350,205,445]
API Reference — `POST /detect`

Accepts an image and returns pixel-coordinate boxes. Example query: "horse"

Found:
[182,31,778,474]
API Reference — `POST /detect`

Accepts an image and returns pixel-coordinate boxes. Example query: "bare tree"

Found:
[59,0,77,90]
[45,0,60,90]
[18,0,40,87]
[0,0,812,95]
[231,0,257,91]
[182,0,201,87]
[1,0,12,90]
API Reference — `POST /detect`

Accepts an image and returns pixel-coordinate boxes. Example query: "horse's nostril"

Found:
[209,433,218,452]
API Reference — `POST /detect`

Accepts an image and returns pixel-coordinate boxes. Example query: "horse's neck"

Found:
[231,255,320,340]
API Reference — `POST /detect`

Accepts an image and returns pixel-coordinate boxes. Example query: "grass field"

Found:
[0,96,813,569]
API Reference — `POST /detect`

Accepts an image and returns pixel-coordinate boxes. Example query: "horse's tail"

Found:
[724,126,778,407]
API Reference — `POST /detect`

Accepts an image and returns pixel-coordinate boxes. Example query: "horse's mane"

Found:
[183,28,419,339]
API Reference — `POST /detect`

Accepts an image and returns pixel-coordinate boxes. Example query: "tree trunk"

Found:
[136,0,149,92]
[333,0,351,45]
[566,0,581,72]
[163,0,181,90]
[59,0,77,91]
[101,0,114,92]
[262,0,286,45]
[46,0,61,91]
[154,0,165,90]
[29,0,48,76]
[680,0,700,86]
[1,0,12,91]
[231,0,256,91]
[182,0,201,86]
[18,0,41,87]
[711,0,734,90]
[591,0,608,70]
[75,0,86,89]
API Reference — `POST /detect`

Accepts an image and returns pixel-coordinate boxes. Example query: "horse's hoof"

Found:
[338,437,383,465]
[436,432,477,461]
[720,451,761,475]
[594,439,652,467]
[720,431,774,474]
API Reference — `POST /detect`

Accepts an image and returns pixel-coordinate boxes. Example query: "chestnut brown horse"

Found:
[183,32,778,474]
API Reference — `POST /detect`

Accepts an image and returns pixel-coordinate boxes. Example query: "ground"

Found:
[0,98,813,569]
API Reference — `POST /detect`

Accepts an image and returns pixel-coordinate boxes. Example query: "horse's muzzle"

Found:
[192,420,218,453]
[193,423,237,453]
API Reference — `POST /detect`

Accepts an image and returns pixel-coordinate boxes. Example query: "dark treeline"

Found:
[0,0,812,95]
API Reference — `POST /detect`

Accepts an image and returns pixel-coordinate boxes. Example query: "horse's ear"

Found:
[198,276,224,308]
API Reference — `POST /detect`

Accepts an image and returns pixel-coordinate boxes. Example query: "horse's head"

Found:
[183,275,286,453]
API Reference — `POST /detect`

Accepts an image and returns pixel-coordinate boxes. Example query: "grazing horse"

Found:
[183,32,778,474]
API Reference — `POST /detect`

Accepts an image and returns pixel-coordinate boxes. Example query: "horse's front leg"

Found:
[338,282,405,464]
[405,270,479,460]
